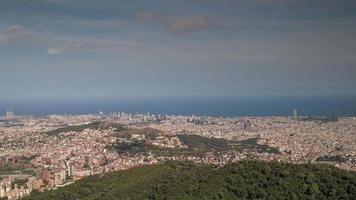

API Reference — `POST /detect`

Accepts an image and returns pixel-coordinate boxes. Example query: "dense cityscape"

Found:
[0,110,355,199]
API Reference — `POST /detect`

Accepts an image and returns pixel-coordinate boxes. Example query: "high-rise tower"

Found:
[5,108,14,118]
[293,109,298,120]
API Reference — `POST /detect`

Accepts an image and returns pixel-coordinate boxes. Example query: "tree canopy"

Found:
[23,160,356,200]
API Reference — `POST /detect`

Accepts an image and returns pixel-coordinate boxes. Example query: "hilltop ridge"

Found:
[22,160,356,200]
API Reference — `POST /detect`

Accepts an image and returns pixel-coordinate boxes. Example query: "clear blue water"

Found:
[1,96,356,117]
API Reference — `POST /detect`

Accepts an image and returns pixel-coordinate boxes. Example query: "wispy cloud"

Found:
[47,47,64,55]
[7,25,25,33]
[170,16,213,33]
[0,34,8,44]
[47,43,80,55]
[135,11,161,21]
[57,17,125,30]
[2,24,33,42]
[0,24,83,55]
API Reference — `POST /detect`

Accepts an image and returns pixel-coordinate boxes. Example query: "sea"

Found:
[1,96,356,117]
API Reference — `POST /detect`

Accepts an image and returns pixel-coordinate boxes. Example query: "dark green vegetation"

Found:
[178,134,229,152]
[0,156,35,175]
[113,134,279,156]
[234,138,280,154]
[46,121,126,136]
[113,139,204,157]
[114,134,232,156]
[176,135,280,154]
[23,160,356,200]
[316,155,355,164]
[0,165,24,175]
[114,141,165,156]
[0,167,35,176]
[13,178,28,187]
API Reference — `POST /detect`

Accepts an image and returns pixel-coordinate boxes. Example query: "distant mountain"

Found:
[22,160,356,200]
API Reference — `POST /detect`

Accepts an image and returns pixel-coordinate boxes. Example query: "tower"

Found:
[5,108,14,118]
[293,109,298,120]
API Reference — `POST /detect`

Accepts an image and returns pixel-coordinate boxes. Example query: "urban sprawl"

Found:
[0,111,355,199]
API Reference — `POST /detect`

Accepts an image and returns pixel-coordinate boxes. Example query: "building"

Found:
[5,108,15,118]
[293,109,298,120]
[37,169,50,182]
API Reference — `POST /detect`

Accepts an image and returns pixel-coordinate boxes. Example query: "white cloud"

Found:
[47,43,81,55]
[47,47,64,55]
[170,16,213,33]
[73,43,80,48]
[135,11,160,21]
[3,25,32,44]
[7,25,25,33]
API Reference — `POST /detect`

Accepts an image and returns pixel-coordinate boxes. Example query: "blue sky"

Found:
[1,0,356,102]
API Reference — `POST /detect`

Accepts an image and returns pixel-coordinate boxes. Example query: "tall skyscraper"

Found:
[5,108,14,118]
[293,109,298,120]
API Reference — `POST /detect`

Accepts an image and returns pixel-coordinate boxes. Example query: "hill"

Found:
[46,122,126,136]
[23,160,356,200]
[113,133,280,157]
[177,135,280,154]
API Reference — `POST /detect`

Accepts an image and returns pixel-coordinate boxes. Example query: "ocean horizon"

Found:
[1,95,356,117]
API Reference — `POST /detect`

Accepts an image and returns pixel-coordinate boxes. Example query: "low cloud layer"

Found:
[170,16,213,33]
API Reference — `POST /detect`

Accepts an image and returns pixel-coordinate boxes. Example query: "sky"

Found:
[1,0,356,102]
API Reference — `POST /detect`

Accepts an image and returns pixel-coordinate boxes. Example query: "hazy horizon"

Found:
[1,95,356,117]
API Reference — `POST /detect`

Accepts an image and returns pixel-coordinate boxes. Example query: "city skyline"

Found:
[1,0,356,102]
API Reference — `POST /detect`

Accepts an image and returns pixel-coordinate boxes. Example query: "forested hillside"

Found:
[22,160,356,200]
